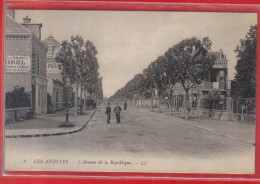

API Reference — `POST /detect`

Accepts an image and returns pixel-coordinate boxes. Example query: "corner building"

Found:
[171,50,229,114]
[5,12,48,119]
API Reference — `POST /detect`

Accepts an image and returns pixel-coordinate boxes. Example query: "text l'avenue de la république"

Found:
[33,159,148,166]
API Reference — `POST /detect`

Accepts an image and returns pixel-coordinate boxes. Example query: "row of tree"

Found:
[109,37,216,119]
[109,25,257,119]
[56,35,103,116]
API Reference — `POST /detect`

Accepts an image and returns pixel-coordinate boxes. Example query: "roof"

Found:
[6,15,48,51]
[6,15,31,35]
[43,35,61,47]
[43,35,62,58]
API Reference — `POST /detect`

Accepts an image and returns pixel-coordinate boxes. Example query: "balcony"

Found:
[213,60,227,68]
[200,81,226,90]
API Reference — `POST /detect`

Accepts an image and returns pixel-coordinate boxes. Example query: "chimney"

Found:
[7,9,15,19]
[23,15,31,23]
[220,49,223,60]
[21,16,42,40]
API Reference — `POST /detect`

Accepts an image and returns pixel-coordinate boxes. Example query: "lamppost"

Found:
[65,78,69,124]
[60,78,74,127]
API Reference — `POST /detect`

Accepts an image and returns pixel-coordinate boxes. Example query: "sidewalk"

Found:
[5,108,97,138]
[131,106,255,145]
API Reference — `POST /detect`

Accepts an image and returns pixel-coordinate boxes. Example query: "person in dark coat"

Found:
[114,103,122,123]
[105,103,111,124]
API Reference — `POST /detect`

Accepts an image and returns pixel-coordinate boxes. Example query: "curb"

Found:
[5,108,98,138]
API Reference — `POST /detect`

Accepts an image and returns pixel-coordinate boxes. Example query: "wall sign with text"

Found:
[46,63,61,74]
[5,56,31,73]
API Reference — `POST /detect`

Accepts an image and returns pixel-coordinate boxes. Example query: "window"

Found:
[42,86,44,107]
[37,55,40,75]
[38,86,41,107]
[32,48,36,74]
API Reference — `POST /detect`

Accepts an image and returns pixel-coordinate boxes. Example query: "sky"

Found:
[14,10,257,98]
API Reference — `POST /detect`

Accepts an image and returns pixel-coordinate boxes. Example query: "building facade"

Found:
[171,49,229,112]
[43,35,74,113]
[5,12,48,121]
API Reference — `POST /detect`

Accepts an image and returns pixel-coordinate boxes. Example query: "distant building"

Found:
[171,49,228,111]
[44,34,63,81]
[43,35,74,113]
[5,12,48,121]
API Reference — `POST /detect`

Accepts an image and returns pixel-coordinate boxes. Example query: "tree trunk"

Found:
[83,90,86,111]
[169,89,173,115]
[74,85,78,117]
[209,101,213,117]
[89,93,93,109]
[185,90,189,119]
[151,90,154,111]
[158,94,161,113]
[79,85,83,114]
[141,95,143,108]
[137,94,140,108]
[196,92,200,115]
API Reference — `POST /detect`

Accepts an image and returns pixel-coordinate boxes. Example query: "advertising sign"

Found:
[46,63,61,73]
[5,56,31,73]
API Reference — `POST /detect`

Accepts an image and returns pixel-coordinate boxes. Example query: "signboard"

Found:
[5,56,31,73]
[46,63,61,74]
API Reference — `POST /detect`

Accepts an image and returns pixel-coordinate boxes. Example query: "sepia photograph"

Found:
[3,9,257,174]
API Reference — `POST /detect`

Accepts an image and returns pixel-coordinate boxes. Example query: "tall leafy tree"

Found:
[56,40,76,83]
[109,37,215,119]
[172,37,215,119]
[56,36,102,115]
[132,73,149,107]
[134,74,148,107]
[143,67,156,111]
[232,25,257,98]
[56,39,78,115]
[164,48,179,115]
[148,56,168,112]
[81,41,99,111]
[203,89,221,117]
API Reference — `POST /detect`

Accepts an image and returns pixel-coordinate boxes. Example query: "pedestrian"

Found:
[124,102,127,111]
[105,103,111,124]
[114,103,122,123]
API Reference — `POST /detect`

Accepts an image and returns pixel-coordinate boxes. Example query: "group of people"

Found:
[105,102,127,124]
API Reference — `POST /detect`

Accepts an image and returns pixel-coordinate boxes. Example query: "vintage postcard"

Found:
[3,9,257,174]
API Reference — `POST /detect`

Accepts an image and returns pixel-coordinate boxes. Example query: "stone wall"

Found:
[5,107,31,124]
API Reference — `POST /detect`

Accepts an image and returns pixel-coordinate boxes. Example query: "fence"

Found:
[198,98,256,124]
[227,98,256,124]
[129,98,169,109]
[229,113,255,125]
[128,97,256,124]
[229,98,256,114]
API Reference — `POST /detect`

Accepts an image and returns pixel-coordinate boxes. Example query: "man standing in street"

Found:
[105,103,111,124]
[114,103,122,123]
